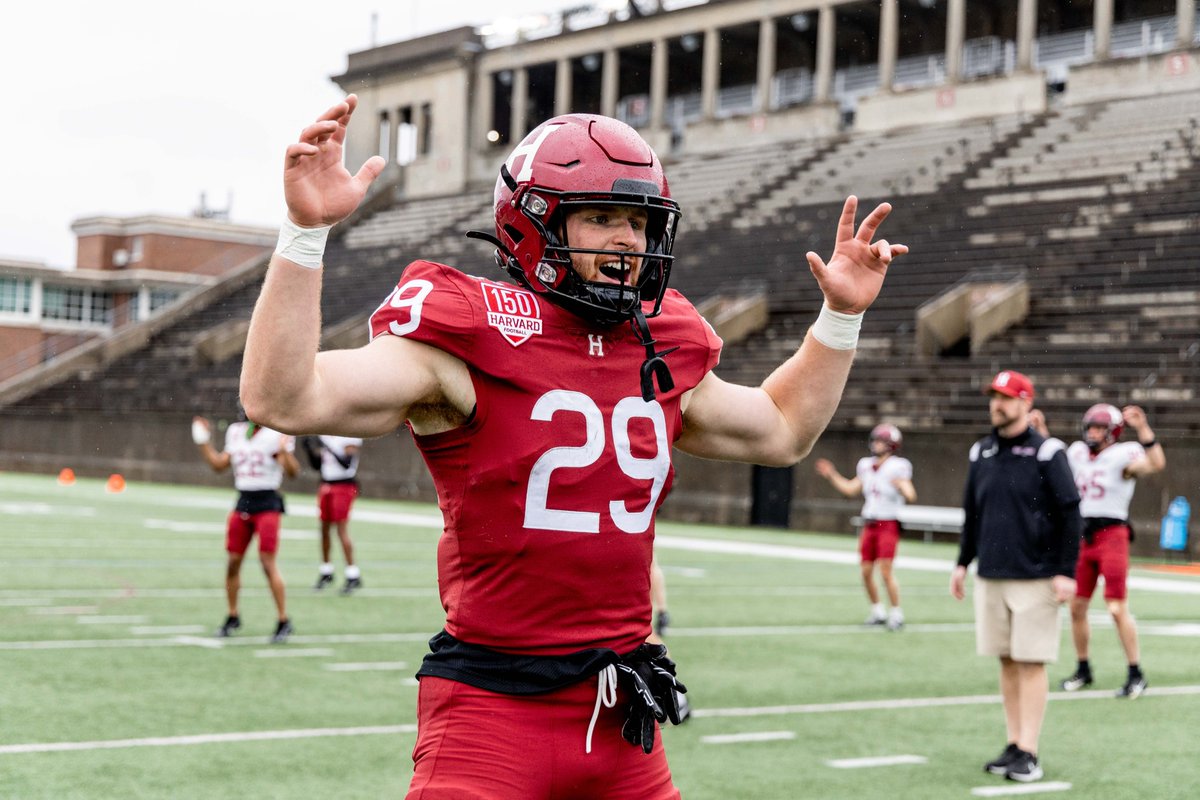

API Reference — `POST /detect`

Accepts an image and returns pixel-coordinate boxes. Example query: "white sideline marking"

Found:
[827,754,927,768]
[77,615,148,625]
[0,724,418,755]
[671,623,975,637]
[691,684,1200,719]
[655,534,1200,595]
[253,648,334,658]
[970,782,1072,796]
[0,599,49,606]
[131,625,206,635]
[324,661,408,672]
[702,731,796,745]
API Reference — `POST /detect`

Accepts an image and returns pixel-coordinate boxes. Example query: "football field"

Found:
[3,471,1198,799]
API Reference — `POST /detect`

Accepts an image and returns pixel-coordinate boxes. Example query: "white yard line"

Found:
[130,625,207,635]
[76,615,148,625]
[970,782,1073,796]
[826,754,928,768]
[0,725,418,755]
[253,648,335,658]
[702,731,796,744]
[0,632,434,651]
[28,606,98,615]
[323,662,409,672]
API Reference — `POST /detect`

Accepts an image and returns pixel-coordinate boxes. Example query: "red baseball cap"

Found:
[987,370,1035,400]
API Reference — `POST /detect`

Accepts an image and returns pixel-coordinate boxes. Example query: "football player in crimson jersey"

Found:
[815,423,917,631]
[1033,404,1165,699]
[240,95,906,799]
[192,414,300,643]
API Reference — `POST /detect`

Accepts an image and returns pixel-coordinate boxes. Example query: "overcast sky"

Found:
[0,0,602,268]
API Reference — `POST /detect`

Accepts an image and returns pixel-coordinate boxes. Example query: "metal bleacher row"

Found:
[5,89,1200,440]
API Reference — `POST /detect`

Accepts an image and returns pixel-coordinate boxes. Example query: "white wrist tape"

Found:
[275,217,331,270]
[191,420,211,446]
[810,304,862,350]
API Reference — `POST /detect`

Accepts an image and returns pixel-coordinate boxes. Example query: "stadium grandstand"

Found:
[1,0,1197,558]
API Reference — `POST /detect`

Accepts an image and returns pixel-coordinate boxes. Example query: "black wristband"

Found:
[1140,438,1157,448]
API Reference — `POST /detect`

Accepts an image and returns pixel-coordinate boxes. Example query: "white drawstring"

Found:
[585,664,618,754]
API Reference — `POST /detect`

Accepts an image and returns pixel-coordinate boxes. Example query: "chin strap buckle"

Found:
[631,307,677,402]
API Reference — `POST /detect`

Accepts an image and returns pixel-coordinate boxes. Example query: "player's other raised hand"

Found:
[806,196,908,315]
[284,95,386,228]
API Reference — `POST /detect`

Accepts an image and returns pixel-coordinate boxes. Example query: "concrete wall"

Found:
[855,72,1046,133]
[1065,49,1200,105]
[3,414,1195,560]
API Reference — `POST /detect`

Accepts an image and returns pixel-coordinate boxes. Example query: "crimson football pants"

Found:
[406,675,680,800]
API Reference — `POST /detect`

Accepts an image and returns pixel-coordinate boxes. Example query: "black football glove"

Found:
[615,644,689,754]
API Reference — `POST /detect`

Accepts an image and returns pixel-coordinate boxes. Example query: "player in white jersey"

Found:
[815,424,917,630]
[193,414,300,642]
[300,435,364,594]
[1046,404,1164,698]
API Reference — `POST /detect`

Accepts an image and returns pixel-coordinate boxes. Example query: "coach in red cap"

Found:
[987,369,1035,401]
[950,369,1083,784]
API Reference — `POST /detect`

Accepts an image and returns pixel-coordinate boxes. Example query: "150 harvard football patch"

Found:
[480,281,542,346]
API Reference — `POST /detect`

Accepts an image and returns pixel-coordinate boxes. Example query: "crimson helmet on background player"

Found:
[1082,403,1123,452]
[869,423,903,453]
[471,114,681,327]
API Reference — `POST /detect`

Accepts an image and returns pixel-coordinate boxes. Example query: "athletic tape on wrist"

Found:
[810,304,862,350]
[275,217,331,270]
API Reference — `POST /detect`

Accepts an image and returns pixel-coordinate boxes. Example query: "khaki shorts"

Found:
[974,577,1062,663]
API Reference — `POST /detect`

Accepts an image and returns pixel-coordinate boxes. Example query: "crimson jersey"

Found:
[369,261,721,656]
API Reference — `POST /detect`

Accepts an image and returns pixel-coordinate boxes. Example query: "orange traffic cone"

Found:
[105,473,126,494]
[57,468,76,486]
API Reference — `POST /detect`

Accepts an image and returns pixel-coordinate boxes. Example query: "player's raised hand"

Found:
[814,458,835,478]
[1122,405,1147,432]
[806,196,908,315]
[284,95,386,228]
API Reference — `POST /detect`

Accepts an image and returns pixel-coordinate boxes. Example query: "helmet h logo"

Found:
[506,123,567,184]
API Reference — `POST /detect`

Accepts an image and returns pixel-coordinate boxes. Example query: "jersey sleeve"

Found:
[895,458,913,480]
[1124,441,1146,466]
[368,261,479,363]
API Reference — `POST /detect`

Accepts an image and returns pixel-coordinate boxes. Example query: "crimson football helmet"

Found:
[1082,403,1123,452]
[869,424,902,453]
[471,114,681,328]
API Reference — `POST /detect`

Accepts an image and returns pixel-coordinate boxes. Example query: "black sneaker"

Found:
[313,573,334,591]
[215,615,241,638]
[1005,750,1043,783]
[340,576,362,595]
[655,610,671,637]
[1059,670,1093,692]
[1116,674,1147,699]
[271,619,293,644]
[984,743,1020,775]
